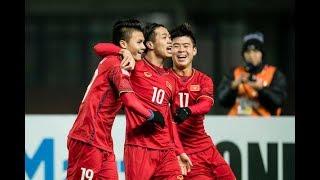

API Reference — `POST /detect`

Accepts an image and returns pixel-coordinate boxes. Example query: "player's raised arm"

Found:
[94,43,137,71]
[93,43,121,58]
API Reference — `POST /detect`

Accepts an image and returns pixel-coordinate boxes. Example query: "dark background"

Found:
[25,0,294,115]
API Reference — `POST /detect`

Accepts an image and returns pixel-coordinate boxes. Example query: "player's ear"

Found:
[146,41,154,50]
[193,47,197,56]
[119,40,127,49]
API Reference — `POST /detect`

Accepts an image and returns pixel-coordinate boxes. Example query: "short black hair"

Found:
[112,18,144,46]
[170,23,196,46]
[143,23,165,43]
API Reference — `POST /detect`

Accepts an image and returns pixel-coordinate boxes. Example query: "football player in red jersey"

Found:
[66,19,165,180]
[169,23,236,180]
[93,22,192,180]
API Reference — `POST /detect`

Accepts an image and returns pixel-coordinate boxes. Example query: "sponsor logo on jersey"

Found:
[190,84,200,91]
[144,72,152,77]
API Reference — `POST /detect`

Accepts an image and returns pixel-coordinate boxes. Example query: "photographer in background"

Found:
[217,32,287,116]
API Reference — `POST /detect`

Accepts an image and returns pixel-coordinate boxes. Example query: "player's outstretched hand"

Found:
[147,111,165,128]
[177,153,193,175]
[174,107,191,124]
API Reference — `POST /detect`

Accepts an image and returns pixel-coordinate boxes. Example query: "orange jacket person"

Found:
[217,32,287,116]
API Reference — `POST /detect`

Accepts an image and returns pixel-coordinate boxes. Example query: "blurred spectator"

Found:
[217,32,287,116]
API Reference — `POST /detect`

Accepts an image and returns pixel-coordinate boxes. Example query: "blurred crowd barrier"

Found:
[25,115,295,180]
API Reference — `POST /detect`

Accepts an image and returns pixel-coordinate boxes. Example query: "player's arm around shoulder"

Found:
[98,55,131,83]
[93,42,121,57]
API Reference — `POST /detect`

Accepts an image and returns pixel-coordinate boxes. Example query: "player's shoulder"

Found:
[166,68,180,81]
[193,68,213,81]
[159,68,176,85]
[135,59,144,66]
[133,59,146,71]
[167,68,176,76]
[99,55,121,66]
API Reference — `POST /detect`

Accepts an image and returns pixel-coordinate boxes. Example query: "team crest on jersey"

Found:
[166,81,172,91]
[144,72,152,77]
[176,175,184,180]
[190,84,200,91]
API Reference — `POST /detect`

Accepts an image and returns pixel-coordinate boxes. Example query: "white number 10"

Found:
[152,87,165,104]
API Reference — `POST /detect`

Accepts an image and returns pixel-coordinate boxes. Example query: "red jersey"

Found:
[68,55,133,153]
[125,59,177,150]
[93,43,183,153]
[169,68,215,154]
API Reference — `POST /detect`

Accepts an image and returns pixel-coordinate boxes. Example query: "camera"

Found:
[248,74,256,82]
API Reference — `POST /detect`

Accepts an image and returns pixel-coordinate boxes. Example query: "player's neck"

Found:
[173,66,193,76]
[145,52,164,68]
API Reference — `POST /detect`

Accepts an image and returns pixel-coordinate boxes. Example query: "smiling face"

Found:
[123,30,146,60]
[172,36,197,70]
[151,27,173,58]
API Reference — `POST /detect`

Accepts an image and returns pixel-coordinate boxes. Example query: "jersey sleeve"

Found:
[120,93,152,119]
[197,75,214,103]
[108,63,133,94]
[93,43,122,58]
[188,75,214,115]
[188,98,213,115]
[106,59,152,119]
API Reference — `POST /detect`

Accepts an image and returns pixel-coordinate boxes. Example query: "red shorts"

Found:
[185,146,236,180]
[124,145,183,180]
[66,138,118,180]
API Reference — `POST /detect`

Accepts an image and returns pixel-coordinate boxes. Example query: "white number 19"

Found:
[80,167,94,180]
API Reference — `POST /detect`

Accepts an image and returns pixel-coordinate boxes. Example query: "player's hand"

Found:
[177,153,193,175]
[147,111,165,128]
[174,107,191,124]
[120,49,135,71]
